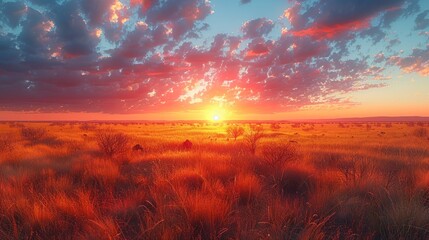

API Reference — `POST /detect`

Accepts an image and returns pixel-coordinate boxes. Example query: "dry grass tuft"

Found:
[262,142,298,170]
[413,127,428,138]
[279,165,316,199]
[184,193,234,239]
[171,168,205,192]
[234,173,262,205]
[0,134,14,153]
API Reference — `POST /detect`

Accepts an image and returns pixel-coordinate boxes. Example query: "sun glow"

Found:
[205,106,230,121]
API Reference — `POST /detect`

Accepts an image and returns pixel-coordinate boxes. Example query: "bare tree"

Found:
[227,125,245,141]
[245,125,264,155]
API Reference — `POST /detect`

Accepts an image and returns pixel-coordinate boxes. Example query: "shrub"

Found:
[184,193,233,239]
[377,158,408,188]
[270,123,281,130]
[171,168,205,192]
[413,127,428,138]
[79,123,97,131]
[0,135,14,153]
[21,127,47,143]
[381,198,429,239]
[226,125,245,141]
[234,173,262,205]
[332,155,375,186]
[279,165,316,199]
[321,182,389,238]
[95,130,130,157]
[262,143,297,170]
[245,124,264,155]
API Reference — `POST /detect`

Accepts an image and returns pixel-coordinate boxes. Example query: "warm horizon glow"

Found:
[0,0,428,120]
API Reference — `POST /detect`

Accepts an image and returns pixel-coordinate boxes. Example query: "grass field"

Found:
[1,121,429,239]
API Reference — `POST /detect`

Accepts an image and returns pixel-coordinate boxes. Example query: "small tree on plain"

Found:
[245,125,264,155]
[227,125,245,141]
[96,130,130,157]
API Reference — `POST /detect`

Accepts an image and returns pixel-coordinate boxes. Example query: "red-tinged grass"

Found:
[278,165,317,199]
[77,157,121,188]
[171,167,205,192]
[1,122,429,239]
[203,161,237,184]
[234,173,262,205]
[381,198,429,239]
[183,193,235,239]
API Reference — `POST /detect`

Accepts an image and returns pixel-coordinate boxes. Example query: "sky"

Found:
[0,0,428,121]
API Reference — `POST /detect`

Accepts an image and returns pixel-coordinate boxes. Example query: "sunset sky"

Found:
[0,0,428,121]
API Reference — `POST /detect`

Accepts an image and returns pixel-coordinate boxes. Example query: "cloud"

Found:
[389,45,429,76]
[145,0,212,24]
[241,18,274,38]
[53,2,100,58]
[415,10,429,30]
[240,0,251,4]
[290,0,406,39]
[80,0,116,27]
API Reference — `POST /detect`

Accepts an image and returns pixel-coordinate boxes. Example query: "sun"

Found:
[205,106,230,121]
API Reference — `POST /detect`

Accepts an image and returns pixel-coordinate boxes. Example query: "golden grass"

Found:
[0,121,428,239]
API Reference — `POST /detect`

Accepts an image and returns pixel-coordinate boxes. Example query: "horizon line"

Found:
[2,116,429,123]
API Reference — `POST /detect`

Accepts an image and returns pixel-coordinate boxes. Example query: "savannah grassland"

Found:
[1,121,429,240]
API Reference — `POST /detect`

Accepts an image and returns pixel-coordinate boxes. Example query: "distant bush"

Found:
[80,123,97,131]
[413,127,427,138]
[96,130,130,157]
[270,123,281,130]
[21,127,47,143]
